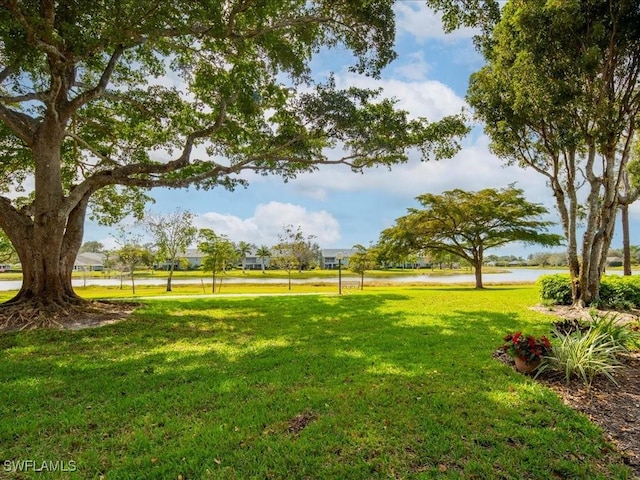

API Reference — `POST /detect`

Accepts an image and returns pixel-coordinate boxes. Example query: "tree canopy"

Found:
[270,224,315,290]
[348,243,379,289]
[198,229,235,293]
[461,0,640,305]
[379,187,562,288]
[0,0,468,323]
[143,209,197,291]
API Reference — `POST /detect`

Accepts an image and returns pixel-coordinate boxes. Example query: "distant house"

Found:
[153,248,205,270]
[74,252,105,271]
[182,248,203,269]
[321,249,357,269]
[158,247,382,270]
[179,249,270,270]
[241,250,270,270]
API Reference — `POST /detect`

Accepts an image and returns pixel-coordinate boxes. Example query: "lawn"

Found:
[0,286,632,479]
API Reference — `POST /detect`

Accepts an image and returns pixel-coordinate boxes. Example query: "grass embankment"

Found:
[0,286,632,479]
[0,279,349,303]
[0,266,514,283]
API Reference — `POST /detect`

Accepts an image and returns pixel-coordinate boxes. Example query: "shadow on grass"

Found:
[0,290,630,479]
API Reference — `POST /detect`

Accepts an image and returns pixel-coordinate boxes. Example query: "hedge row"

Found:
[538,274,640,308]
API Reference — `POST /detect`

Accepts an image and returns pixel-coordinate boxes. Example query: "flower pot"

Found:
[514,357,541,374]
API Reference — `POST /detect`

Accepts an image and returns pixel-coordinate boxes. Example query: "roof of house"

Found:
[321,248,358,257]
[75,252,105,266]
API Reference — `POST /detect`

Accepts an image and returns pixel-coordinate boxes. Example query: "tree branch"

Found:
[66,46,126,113]
[0,104,38,145]
[0,92,48,103]
[63,94,235,213]
[65,131,115,166]
[239,15,334,40]
[0,0,65,60]
[0,65,13,84]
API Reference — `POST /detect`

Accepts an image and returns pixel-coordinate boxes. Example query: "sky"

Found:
[84,2,640,258]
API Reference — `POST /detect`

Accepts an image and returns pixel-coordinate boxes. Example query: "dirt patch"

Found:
[0,301,138,332]
[60,301,139,330]
[499,305,640,477]
[542,352,640,476]
[531,304,640,324]
[286,411,317,435]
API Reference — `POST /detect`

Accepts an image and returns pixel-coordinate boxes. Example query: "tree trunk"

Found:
[574,145,620,307]
[472,247,484,289]
[130,265,136,295]
[621,202,632,276]
[167,260,175,292]
[473,263,483,289]
[0,127,89,315]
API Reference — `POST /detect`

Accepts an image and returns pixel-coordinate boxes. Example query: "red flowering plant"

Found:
[502,332,552,363]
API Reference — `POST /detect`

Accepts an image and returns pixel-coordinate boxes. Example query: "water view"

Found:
[0,269,634,291]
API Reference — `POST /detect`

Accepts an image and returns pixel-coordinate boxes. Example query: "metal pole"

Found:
[338,258,342,295]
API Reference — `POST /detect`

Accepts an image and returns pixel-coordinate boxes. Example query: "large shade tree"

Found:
[455,0,640,305]
[0,1,468,324]
[379,187,562,289]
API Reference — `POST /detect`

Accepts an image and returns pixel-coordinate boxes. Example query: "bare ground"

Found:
[0,301,138,332]
[543,352,640,477]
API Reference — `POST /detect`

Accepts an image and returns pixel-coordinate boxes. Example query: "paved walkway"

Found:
[109,291,336,301]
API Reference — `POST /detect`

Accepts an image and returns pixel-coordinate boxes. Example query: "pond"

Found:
[0,268,633,291]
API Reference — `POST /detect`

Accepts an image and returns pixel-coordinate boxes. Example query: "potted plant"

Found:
[502,332,552,373]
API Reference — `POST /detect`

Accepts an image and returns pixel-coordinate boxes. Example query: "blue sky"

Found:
[84,2,638,257]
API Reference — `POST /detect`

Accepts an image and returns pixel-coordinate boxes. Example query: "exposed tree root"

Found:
[0,299,139,331]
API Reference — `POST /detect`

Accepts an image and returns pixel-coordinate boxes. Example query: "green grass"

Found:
[0,286,632,479]
[0,282,345,303]
[4,265,512,281]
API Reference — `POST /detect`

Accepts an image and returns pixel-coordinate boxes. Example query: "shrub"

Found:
[539,273,640,308]
[597,275,640,309]
[551,318,589,336]
[541,312,639,386]
[588,311,640,351]
[538,274,572,305]
[538,327,625,386]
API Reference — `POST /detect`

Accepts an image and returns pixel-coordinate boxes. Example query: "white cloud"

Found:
[336,74,466,121]
[195,201,341,246]
[394,3,479,43]
[392,51,432,81]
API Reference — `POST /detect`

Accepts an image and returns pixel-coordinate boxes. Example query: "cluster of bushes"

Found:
[538,274,640,309]
[537,313,640,386]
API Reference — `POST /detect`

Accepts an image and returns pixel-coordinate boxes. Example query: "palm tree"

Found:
[255,245,271,273]
[236,241,254,273]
